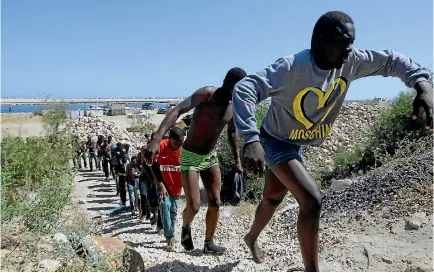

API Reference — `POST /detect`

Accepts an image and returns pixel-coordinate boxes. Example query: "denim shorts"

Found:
[260,135,303,168]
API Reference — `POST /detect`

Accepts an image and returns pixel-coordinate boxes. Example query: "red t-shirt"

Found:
[156,139,182,196]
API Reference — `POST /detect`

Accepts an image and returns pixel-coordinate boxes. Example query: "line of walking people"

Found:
[73,129,185,251]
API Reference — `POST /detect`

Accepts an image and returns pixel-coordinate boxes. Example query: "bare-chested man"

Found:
[144,67,247,254]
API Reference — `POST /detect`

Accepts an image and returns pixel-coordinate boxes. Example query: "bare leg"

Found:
[271,160,322,272]
[181,170,201,227]
[181,170,200,250]
[200,165,226,254]
[199,166,222,242]
[244,170,288,263]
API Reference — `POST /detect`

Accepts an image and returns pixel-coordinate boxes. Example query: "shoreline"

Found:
[1,98,184,105]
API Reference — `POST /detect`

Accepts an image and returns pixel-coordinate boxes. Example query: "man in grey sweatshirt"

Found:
[232,11,432,271]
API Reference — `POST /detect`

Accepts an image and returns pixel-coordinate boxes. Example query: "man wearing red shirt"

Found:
[153,127,185,250]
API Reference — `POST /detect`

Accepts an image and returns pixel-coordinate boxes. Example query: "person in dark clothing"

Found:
[101,139,111,180]
[124,143,130,154]
[115,143,128,205]
[149,166,163,233]
[137,152,151,222]
[126,156,141,216]
[73,136,82,169]
[113,142,123,195]
[141,135,163,233]
[96,135,105,171]
[108,135,117,180]
[74,139,87,169]
[86,135,98,171]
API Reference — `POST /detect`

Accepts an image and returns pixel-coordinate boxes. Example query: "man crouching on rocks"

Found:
[232,11,432,271]
[150,127,185,250]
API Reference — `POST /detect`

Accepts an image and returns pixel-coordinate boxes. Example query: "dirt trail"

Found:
[73,168,433,272]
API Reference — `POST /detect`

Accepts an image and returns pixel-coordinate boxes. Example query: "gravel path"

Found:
[73,165,433,272]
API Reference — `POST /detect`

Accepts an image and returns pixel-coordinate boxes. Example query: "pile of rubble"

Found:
[63,117,148,153]
[303,102,382,171]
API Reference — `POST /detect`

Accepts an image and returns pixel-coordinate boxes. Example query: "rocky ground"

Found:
[71,142,433,272]
[303,102,382,171]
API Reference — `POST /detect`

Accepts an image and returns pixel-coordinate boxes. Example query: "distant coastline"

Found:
[1,98,184,105]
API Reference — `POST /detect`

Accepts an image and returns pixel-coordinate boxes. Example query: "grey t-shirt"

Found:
[232,48,430,146]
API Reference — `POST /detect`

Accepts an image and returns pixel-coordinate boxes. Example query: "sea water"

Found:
[1,102,169,114]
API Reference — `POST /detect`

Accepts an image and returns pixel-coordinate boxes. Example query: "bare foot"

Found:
[244,234,264,263]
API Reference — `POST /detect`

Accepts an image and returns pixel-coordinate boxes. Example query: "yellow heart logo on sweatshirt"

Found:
[293,77,347,130]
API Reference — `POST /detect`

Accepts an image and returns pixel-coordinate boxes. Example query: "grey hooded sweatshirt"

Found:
[232,48,429,146]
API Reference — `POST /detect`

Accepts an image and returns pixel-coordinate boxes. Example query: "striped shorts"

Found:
[180,149,219,172]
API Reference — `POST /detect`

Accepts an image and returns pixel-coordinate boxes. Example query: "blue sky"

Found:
[2,0,433,100]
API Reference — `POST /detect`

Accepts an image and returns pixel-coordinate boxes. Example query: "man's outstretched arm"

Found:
[151,87,215,142]
[351,49,432,129]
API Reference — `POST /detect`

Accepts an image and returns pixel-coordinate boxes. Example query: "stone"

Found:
[405,212,428,230]
[80,236,126,270]
[402,258,412,264]
[77,199,86,204]
[390,223,400,234]
[1,249,11,260]
[330,179,352,191]
[123,248,145,272]
[54,233,68,244]
[416,265,433,272]
[37,259,61,272]
[9,216,25,235]
[381,256,393,264]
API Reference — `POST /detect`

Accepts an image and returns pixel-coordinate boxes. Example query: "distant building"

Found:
[108,103,126,116]
[372,97,389,106]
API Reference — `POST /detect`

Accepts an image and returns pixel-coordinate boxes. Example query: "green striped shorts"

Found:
[180,149,219,172]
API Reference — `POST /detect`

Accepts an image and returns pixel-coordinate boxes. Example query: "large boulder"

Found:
[79,236,143,271]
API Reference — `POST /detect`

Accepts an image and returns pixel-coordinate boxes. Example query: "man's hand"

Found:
[413,81,433,131]
[242,141,266,178]
[159,182,167,199]
[233,161,243,173]
[143,139,160,165]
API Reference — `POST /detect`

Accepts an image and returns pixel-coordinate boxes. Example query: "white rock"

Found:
[330,179,352,191]
[405,212,428,230]
[54,232,68,244]
[381,256,393,264]
[37,259,61,272]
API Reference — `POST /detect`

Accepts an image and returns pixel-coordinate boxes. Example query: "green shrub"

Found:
[126,123,156,133]
[127,113,156,133]
[217,102,269,202]
[320,89,430,184]
[1,106,76,234]
[32,108,44,116]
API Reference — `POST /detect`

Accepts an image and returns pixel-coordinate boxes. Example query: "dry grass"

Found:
[1,113,41,124]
